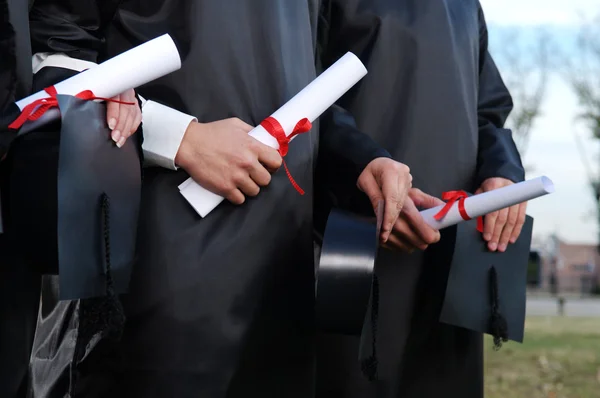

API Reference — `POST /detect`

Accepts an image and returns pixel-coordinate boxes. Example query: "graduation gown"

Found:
[315,1,525,397]
[26,1,389,397]
[0,2,38,397]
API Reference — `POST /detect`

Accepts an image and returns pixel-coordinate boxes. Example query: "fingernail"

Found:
[498,244,507,252]
[108,118,116,130]
[510,237,517,244]
[111,130,121,143]
[489,242,497,251]
[116,136,126,148]
[484,233,492,241]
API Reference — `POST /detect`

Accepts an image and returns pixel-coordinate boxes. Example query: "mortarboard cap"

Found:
[439,215,534,347]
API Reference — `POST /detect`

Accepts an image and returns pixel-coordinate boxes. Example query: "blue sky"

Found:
[480,0,599,244]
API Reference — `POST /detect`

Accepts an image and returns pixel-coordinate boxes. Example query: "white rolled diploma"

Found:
[178,52,368,218]
[419,176,555,229]
[17,34,181,134]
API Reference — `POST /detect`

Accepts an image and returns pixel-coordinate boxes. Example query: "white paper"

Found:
[179,52,368,217]
[420,176,555,229]
[17,34,181,134]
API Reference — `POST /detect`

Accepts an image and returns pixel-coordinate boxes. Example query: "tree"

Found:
[490,28,551,162]
[565,14,600,247]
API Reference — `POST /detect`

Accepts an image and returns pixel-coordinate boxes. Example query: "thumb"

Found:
[357,171,384,214]
[410,188,444,209]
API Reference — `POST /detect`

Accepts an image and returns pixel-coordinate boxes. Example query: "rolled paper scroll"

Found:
[14,34,181,134]
[420,176,555,229]
[178,52,369,218]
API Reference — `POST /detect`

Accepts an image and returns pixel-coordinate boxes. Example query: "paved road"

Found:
[527,297,600,317]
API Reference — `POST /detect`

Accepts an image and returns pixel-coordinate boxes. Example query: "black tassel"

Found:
[360,275,379,381]
[73,194,126,360]
[489,265,508,350]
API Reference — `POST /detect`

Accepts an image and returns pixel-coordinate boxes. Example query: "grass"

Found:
[484,316,600,398]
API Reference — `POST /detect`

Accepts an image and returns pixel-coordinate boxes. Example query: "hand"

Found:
[357,158,412,243]
[175,118,282,205]
[106,88,142,148]
[476,177,527,252]
[383,188,444,252]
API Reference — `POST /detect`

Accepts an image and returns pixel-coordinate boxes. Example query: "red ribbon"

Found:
[433,190,484,233]
[8,86,136,130]
[260,116,312,195]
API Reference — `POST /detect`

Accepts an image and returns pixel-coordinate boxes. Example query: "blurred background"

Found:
[480,1,600,397]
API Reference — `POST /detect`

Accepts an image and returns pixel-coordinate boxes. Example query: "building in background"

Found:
[533,235,600,296]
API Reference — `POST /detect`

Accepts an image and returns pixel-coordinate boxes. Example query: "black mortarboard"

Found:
[439,215,534,347]
[5,93,141,297]
[55,94,141,300]
[315,202,383,381]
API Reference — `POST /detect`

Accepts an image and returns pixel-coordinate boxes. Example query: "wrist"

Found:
[175,120,200,169]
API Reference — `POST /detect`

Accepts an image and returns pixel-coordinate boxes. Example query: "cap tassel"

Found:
[72,194,126,363]
[360,275,379,381]
[489,265,508,350]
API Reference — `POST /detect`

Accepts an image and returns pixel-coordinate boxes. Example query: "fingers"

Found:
[482,209,498,243]
[401,199,441,245]
[117,112,135,147]
[256,143,283,172]
[249,164,272,187]
[510,202,527,244]
[497,204,520,252]
[106,96,120,133]
[487,207,509,251]
[236,174,261,197]
[224,188,245,205]
[409,188,445,209]
[389,216,427,250]
[379,170,409,243]
[383,234,416,253]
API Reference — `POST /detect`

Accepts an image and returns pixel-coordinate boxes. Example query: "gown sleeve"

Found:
[314,0,391,216]
[28,0,195,170]
[29,0,121,63]
[474,3,525,186]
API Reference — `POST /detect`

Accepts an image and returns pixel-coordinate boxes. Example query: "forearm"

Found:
[316,105,391,212]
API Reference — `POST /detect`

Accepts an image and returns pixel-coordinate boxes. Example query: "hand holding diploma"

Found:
[179,52,368,217]
[105,88,142,148]
[383,176,554,253]
[475,177,528,252]
[381,188,444,253]
[175,118,282,205]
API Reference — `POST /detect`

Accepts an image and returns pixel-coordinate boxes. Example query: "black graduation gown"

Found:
[26,1,389,397]
[0,2,37,397]
[315,1,525,397]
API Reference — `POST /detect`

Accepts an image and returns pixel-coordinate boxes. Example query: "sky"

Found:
[480,0,599,244]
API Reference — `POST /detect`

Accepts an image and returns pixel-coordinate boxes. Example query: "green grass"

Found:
[484,316,600,398]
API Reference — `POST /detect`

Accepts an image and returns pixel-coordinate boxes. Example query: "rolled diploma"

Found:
[17,34,181,134]
[178,52,368,218]
[419,176,555,229]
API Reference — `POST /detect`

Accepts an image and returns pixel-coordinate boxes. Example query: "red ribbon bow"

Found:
[433,190,484,233]
[9,86,136,130]
[260,116,312,195]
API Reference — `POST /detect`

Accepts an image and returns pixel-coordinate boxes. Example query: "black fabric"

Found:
[55,94,141,299]
[440,216,534,345]
[27,1,391,397]
[315,1,525,398]
[0,0,17,112]
[29,0,121,63]
[0,3,37,397]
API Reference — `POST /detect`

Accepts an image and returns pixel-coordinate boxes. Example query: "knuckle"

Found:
[238,153,256,170]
